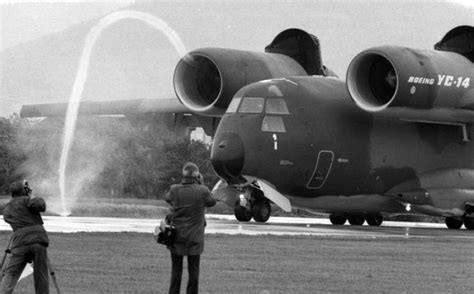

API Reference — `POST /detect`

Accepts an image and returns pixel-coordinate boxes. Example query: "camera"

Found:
[23,180,33,196]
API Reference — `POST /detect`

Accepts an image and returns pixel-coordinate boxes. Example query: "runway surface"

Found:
[1,214,473,239]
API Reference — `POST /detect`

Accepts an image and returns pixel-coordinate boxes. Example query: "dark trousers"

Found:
[169,253,200,294]
[1,243,49,294]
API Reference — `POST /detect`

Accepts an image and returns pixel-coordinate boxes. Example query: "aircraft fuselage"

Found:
[211,76,474,215]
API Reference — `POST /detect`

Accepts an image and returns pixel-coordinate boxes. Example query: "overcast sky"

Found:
[0,0,473,117]
[0,1,134,51]
[1,0,472,51]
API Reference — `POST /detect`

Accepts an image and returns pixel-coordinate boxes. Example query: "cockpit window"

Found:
[238,97,265,113]
[226,97,241,113]
[265,98,289,114]
[262,116,287,133]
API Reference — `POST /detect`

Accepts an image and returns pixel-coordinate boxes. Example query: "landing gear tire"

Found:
[366,214,383,226]
[445,217,463,229]
[234,204,252,222]
[329,215,347,225]
[348,215,365,226]
[251,198,271,223]
[462,216,474,230]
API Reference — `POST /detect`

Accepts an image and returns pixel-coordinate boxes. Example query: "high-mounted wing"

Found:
[20,98,187,117]
[20,28,335,137]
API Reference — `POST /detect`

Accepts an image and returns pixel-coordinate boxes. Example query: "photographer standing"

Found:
[1,180,49,294]
[165,162,216,294]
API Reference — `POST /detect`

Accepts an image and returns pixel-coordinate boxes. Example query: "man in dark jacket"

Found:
[1,181,49,294]
[165,162,216,294]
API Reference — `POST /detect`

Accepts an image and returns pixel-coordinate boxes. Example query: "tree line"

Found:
[0,114,218,199]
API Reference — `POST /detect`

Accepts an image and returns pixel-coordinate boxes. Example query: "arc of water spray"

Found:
[58,10,190,216]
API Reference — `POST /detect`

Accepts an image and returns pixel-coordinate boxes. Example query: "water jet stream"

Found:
[58,10,188,216]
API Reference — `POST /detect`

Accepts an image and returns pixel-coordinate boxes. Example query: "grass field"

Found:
[1,231,472,293]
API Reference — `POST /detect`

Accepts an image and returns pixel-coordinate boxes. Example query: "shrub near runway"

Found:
[0,232,472,293]
[0,197,233,218]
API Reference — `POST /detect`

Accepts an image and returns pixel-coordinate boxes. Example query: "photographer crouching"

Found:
[1,180,50,294]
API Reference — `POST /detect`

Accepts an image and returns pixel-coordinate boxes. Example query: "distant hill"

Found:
[0,2,187,117]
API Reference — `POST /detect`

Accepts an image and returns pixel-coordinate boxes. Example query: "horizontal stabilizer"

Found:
[20,98,188,118]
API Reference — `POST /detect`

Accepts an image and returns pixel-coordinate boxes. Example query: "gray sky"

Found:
[0,1,133,51]
[0,0,473,117]
[1,1,472,51]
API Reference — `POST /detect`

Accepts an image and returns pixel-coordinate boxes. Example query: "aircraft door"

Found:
[307,150,334,189]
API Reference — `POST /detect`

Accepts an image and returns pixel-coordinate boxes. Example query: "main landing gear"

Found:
[445,217,463,229]
[445,216,474,230]
[328,214,474,229]
[445,204,474,229]
[329,213,384,226]
[234,189,271,223]
[463,217,474,230]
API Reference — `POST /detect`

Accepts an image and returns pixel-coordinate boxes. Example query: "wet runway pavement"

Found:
[1,214,473,239]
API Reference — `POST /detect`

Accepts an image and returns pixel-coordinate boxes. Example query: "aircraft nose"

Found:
[211,132,245,181]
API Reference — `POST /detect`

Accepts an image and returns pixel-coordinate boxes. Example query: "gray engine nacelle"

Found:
[173,47,307,117]
[346,46,473,113]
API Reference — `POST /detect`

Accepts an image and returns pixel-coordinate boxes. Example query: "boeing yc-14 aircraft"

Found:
[21,26,474,229]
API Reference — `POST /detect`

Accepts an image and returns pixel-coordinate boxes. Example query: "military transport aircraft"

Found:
[21,26,474,229]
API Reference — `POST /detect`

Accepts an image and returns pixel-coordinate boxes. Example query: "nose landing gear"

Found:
[251,198,271,222]
[234,204,252,222]
[233,188,272,223]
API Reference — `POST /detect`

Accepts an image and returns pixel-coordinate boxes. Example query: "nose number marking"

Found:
[272,134,278,150]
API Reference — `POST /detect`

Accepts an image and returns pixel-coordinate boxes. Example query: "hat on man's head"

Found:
[182,162,199,178]
[10,181,27,197]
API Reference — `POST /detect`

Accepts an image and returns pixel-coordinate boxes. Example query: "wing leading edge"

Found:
[20,98,188,118]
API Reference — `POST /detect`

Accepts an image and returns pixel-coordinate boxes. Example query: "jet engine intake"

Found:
[173,48,307,117]
[346,46,474,112]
